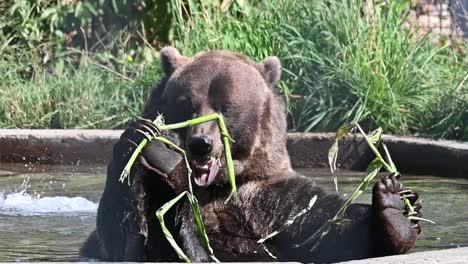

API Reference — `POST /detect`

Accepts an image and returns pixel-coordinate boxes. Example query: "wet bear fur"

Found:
[79,129,181,261]
[80,47,421,263]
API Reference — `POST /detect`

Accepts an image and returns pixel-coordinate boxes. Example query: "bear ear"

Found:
[160,46,188,76]
[260,56,282,87]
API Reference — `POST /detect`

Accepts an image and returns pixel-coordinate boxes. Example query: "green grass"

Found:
[0,0,466,140]
[419,72,468,140]
[0,50,161,128]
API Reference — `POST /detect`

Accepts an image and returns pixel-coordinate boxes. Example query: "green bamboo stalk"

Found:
[355,124,392,171]
[297,126,387,248]
[119,138,149,185]
[217,114,236,202]
[118,113,234,262]
[152,136,219,262]
[158,114,219,130]
[353,124,419,214]
[186,193,220,262]
[157,113,236,201]
[119,113,236,200]
[331,124,434,222]
[153,136,194,193]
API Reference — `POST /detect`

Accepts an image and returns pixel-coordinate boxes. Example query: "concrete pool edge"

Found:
[0,129,467,177]
[0,247,466,263]
[337,246,468,263]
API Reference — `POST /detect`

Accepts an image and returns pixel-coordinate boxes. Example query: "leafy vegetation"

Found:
[0,0,466,140]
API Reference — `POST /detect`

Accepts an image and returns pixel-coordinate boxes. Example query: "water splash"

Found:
[0,177,98,215]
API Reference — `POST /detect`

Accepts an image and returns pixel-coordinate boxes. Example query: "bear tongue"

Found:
[194,158,220,187]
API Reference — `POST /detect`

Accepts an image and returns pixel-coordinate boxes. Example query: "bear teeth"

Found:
[193,157,220,187]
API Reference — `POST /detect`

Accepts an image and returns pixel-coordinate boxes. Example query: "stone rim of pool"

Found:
[0,129,467,178]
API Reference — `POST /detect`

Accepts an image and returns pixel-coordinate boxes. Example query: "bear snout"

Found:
[188,135,213,159]
[187,134,223,187]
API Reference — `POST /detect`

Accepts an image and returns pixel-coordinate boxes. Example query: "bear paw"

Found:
[372,173,422,234]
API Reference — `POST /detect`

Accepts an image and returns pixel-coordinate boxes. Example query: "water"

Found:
[0,164,467,261]
[0,163,105,262]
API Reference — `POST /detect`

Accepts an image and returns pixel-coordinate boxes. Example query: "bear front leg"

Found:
[372,173,422,256]
[123,228,146,261]
[175,202,212,262]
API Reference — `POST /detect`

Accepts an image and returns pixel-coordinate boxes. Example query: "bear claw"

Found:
[132,119,162,141]
[373,174,421,217]
[137,117,161,134]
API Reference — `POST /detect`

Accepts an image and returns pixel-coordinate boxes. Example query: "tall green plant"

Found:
[279,0,463,135]
[169,0,278,59]
[420,72,468,140]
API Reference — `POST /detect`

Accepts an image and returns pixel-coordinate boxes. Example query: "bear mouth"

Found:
[191,157,221,187]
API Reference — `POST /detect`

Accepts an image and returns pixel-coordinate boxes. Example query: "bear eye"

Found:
[170,96,195,122]
[220,105,231,116]
[175,95,189,104]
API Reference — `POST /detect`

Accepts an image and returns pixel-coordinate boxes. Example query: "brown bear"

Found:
[79,47,293,261]
[80,47,422,263]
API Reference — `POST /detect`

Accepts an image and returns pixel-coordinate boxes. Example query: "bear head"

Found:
[142,47,293,187]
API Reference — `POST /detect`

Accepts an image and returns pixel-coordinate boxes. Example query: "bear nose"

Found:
[188,136,213,157]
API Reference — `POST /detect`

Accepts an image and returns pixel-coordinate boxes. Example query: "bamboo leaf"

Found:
[328,123,354,194]
[328,141,339,193]
[356,124,391,170]
[367,127,383,145]
[156,191,191,263]
[407,216,436,224]
[382,143,397,173]
[187,194,220,262]
[328,142,338,173]
[363,163,382,186]
[153,136,217,261]
[258,195,317,244]
[366,157,383,174]
[306,121,434,252]
[336,123,354,140]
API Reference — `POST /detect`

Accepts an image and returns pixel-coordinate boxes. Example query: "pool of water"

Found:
[0,163,467,261]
